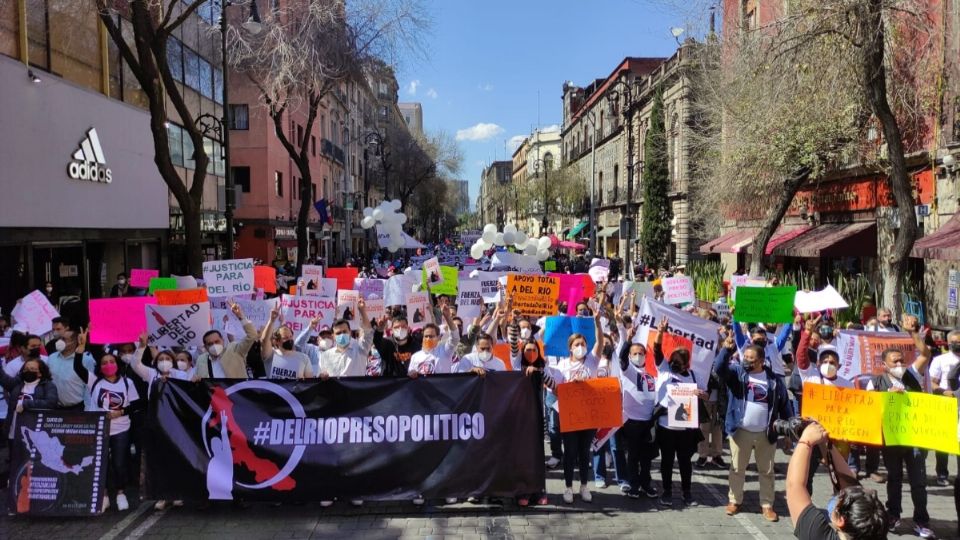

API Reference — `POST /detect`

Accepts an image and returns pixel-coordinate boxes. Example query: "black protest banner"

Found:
[8,411,109,516]
[145,373,545,502]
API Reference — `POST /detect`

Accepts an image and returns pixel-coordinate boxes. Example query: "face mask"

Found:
[572,345,587,360]
[55,339,66,353]
[819,363,838,379]
[392,328,409,341]
[281,339,295,351]
[523,350,538,362]
[101,363,118,377]
[949,343,960,355]
[478,350,492,362]
[207,343,224,357]
[177,360,190,371]
[21,371,39,383]
[629,354,643,366]
[45,287,53,293]
[318,339,333,351]
[27,347,41,358]
[888,366,906,379]
[121,353,134,364]
[157,359,173,373]
[118,279,127,285]
[423,337,439,351]
[753,339,768,348]
[578,310,590,317]
[335,333,351,348]
[520,328,532,340]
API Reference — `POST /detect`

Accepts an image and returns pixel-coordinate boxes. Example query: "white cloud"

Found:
[426,88,438,99]
[507,135,526,151]
[478,83,494,92]
[541,124,561,133]
[456,122,504,141]
[406,79,420,95]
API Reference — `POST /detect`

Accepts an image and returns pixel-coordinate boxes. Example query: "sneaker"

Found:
[172,500,184,507]
[153,500,168,510]
[682,493,698,507]
[869,472,887,484]
[712,456,728,468]
[545,456,561,469]
[725,502,741,516]
[320,500,334,507]
[412,496,425,506]
[594,479,606,489]
[914,524,937,539]
[695,457,709,468]
[936,476,950,487]
[626,489,641,499]
[888,516,901,531]
[467,496,482,504]
[562,488,574,504]
[641,485,659,499]
[658,495,673,507]
[579,484,592,503]
[444,497,457,504]
[350,499,363,507]
[618,482,631,493]
[761,506,779,522]
[102,495,111,512]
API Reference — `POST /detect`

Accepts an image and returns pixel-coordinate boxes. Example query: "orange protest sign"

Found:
[490,340,545,372]
[254,265,277,294]
[154,287,209,306]
[556,378,623,432]
[801,383,884,445]
[507,274,559,317]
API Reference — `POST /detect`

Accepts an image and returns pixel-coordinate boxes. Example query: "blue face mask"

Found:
[335,333,351,347]
[826,494,838,520]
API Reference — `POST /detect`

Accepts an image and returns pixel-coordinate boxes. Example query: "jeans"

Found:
[936,451,951,479]
[657,426,699,497]
[882,446,929,525]
[561,429,595,488]
[621,419,658,491]
[544,392,562,460]
[108,429,131,494]
[592,431,626,484]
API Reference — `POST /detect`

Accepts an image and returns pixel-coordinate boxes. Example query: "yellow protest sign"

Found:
[801,383,883,445]
[882,391,959,454]
[507,274,559,317]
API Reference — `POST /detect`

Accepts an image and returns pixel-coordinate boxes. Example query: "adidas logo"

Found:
[67,128,112,183]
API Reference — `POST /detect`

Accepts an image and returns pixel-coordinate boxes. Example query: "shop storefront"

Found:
[0,55,169,316]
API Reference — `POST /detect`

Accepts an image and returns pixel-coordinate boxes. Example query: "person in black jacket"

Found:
[1,357,59,445]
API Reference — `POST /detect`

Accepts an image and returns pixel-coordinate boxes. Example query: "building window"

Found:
[167,38,184,82]
[613,164,619,199]
[228,104,249,130]
[544,152,554,171]
[167,124,184,167]
[213,68,223,104]
[670,114,681,184]
[742,0,759,31]
[233,166,251,193]
[275,171,284,197]
[183,47,200,90]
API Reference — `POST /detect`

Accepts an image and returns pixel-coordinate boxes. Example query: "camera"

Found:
[773,416,815,441]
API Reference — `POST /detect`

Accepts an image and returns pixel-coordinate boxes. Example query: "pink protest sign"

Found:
[89,297,157,344]
[129,268,159,289]
[551,273,596,314]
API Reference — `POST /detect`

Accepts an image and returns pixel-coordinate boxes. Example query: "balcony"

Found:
[321,138,345,165]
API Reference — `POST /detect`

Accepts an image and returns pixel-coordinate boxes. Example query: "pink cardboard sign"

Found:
[129,268,159,289]
[88,297,157,344]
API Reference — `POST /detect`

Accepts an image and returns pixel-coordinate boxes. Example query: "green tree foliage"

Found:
[640,90,673,269]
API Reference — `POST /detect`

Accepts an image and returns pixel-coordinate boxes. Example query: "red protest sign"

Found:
[326,267,359,291]
[644,332,694,378]
[155,288,209,306]
[254,265,277,294]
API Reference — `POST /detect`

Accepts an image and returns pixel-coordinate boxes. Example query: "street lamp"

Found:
[607,76,638,278]
[584,110,600,256]
[533,156,550,235]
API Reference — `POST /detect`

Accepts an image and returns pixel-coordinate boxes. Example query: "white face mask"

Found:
[520,328,532,340]
[55,339,66,353]
[392,328,409,341]
[572,345,587,360]
[629,354,643,366]
[157,359,173,373]
[120,353,135,364]
[177,360,190,371]
[819,363,838,379]
[207,343,224,357]
[478,350,492,362]
[318,339,333,351]
[888,366,906,379]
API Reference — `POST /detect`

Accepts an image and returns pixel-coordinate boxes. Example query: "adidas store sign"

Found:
[67,128,112,183]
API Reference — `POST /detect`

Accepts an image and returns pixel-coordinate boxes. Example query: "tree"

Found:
[517,162,588,233]
[93,0,220,275]
[229,0,428,273]
[640,90,673,269]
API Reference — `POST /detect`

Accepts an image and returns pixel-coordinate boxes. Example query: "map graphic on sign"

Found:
[21,428,95,475]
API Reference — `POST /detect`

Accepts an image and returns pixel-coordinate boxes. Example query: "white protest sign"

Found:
[11,290,60,335]
[364,298,386,322]
[456,279,483,321]
[406,291,433,331]
[145,302,211,348]
[475,271,504,303]
[280,295,336,334]
[424,257,444,286]
[588,258,610,283]
[794,285,849,313]
[667,383,700,428]
[211,309,245,340]
[731,275,766,302]
[633,298,721,390]
[202,258,255,297]
[336,290,361,329]
[210,298,278,331]
[299,265,324,294]
[384,273,419,306]
[354,278,385,300]
[172,274,198,290]
[490,251,541,273]
[661,276,696,305]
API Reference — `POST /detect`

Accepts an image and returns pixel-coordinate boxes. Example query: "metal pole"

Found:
[542,164,548,235]
[625,110,633,279]
[220,3,235,258]
[590,115,597,255]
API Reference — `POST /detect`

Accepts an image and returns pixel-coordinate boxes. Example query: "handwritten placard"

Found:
[280,295,336,334]
[801,383,883,445]
[733,285,797,324]
[148,277,178,294]
[882,391,959,454]
[202,258,255,297]
[507,274,559,317]
[556,378,623,432]
[667,383,699,428]
[660,276,696,305]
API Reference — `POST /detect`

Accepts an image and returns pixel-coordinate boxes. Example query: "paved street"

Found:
[2,447,957,540]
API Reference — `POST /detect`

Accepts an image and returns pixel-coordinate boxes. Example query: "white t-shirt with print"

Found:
[740,371,770,433]
[86,375,139,436]
[266,351,311,379]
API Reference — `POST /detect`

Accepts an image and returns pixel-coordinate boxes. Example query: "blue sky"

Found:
[394,0,693,208]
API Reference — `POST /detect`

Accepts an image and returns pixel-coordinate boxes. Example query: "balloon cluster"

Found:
[360,199,408,253]
[470,223,553,261]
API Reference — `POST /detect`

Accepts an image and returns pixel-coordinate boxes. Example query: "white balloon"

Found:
[372,208,384,221]
[391,199,402,210]
[523,244,537,256]
[503,231,516,245]
[388,245,399,253]
[361,216,375,229]
[479,238,492,250]
[503,224,517,235]
[537,249,550,261]
[363,207,373,218]
[538,236,552,250]
[515,231,528,245]
[397,213,408,224]
[494,233,505,246]
[483,223,497,234]
[514,240,528,250]
[470,244,484,259]
[482,230,496,244]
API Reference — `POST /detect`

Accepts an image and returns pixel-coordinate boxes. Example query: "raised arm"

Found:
[231,303,259,358]
[357,298,374,355]
[795,316,818,371]
[124,333,153,383]
[73,327,91,382]
[591,309,605,359]
[774,321,792,350]
[653,317,668,368]
[902,315,931,374]
[260,305,280,360]
[712,333,737,385]
[732,321,748,349]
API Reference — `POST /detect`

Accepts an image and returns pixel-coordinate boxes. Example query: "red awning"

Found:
[772,222,876,258]
[699,229,757,254]
[753,226,813,255]
[911,213,960,260]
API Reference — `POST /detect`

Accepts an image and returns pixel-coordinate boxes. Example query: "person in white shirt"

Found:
[617,324,660,500]
[318,299,374,380]
[543,309,606,505]
[931,330,960,487]
[454,333,506,374]
[408,299,460,378]
[3,334,46,378]
[260,307,313,380]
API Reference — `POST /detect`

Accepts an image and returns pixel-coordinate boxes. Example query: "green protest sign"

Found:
[148,277,178,294]
[733,285,796,324]
[544,260,557,271]
[421,265,458,297]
